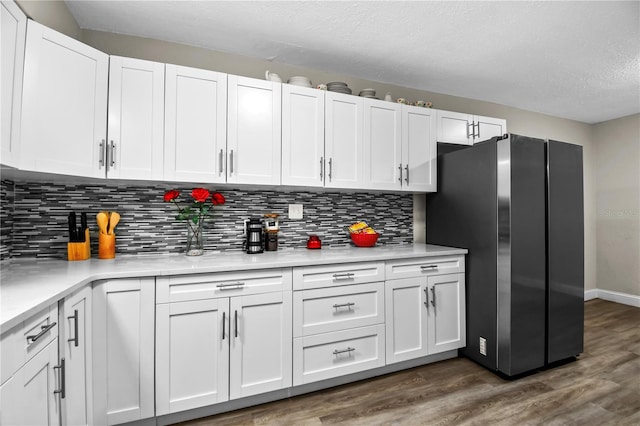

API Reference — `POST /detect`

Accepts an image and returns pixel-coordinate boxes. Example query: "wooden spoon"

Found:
[96,212,109,235]
[108,212,120,235]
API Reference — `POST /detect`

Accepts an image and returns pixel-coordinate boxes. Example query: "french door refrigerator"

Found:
[426,133,584,377]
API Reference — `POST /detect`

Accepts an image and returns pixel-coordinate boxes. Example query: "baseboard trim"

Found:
[585,289,640,307]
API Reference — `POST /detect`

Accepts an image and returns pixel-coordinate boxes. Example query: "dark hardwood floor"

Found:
[179,299,640,425]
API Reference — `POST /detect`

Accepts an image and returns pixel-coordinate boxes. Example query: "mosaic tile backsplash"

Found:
[1,179,413,260]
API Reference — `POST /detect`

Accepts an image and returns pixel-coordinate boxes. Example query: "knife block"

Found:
[67,229,91,261]
[98,233,115,259]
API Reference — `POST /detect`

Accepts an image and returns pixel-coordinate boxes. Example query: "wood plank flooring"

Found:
[178,299,640,425]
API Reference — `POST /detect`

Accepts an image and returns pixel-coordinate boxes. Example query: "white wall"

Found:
[594,114,640,297]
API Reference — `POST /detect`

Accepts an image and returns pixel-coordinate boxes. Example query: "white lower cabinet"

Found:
[385,256,466,364]
[155,271,292,416]
[92,278,155,425]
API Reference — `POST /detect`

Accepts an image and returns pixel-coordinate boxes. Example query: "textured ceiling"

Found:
[65,1,640,124]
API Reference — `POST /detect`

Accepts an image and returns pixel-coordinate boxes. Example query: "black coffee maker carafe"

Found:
[245,218,264,254]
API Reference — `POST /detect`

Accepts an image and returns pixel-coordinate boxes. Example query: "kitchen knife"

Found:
[69,212,77,242]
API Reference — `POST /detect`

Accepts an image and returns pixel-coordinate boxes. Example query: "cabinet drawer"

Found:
[385,255,464,280]
[1,304,58,384]
[157,268,292,303]
[293,262,384,291]
[293,282,384,337]
[293,324,385,385]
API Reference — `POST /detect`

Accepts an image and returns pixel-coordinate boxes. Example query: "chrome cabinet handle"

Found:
[234,310,238,338]
[222,311,226,340]
[431,287,436,307]
[328,158,333,181]
[332,272,355,280]
[424,287,429,311]
[99,140,105,167]
[404,164,409,185]
[333,302,355,309]
[475,122,480,139]
[420,265,438,271]
[219,149,224,175]
[26,322,56,343]
[53,358,65,399]
[67,310,78,347]
[109,140,116,167]
[320,157,324,180]
[398,163,402,183]
[229,150,234,175]
[216,281,245,290]
[467,121,473,139]
[333,347,355,356]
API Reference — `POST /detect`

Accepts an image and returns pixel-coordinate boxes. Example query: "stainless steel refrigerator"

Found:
[426,133,584,377]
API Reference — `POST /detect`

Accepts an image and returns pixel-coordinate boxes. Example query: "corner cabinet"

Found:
[1,0,27,167]
[19,20,108,178]
[385,256,466,364]
[436,110,506,145]
[92,278,155,425]
[164,65,227,183]
[281,84,325,187]
[155,269,292,416]
[107,56,165,180]
[227,75,282,185]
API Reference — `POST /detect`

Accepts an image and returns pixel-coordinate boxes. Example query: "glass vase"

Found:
[185,222,204,256]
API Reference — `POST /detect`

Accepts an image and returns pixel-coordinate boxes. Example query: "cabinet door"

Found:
[92,278,154,425]
[0,339,60,426]
[324,91,364,189]
[363,98,401,190]
[385,278,429,364]
[227,75,281,185]
[60,286,92,426]
[229,291,292,399]
[156,298,229,415]
[402,105,437,192]
[281,84,325,187]
[436,110,472,145]
[164,64,227,182]
[1,0,26,167]
[427,273,466,354]
[20,20,108,178]
[107,56,164,180]
[475,115,506,143]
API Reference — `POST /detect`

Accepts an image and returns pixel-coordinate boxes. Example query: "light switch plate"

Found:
[288,204,303,220]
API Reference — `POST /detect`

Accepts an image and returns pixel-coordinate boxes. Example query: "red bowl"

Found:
[350,232,379,247]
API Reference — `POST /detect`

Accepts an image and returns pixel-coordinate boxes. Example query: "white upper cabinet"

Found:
[363,98,402,191]
[436,110,506,145]
[19,20,108,178]
[107,56,165,180]
[324,91,365,189]
[402,105,437,192]
[1,0,26,167]
[164,65,227,183]
[227,75,282,185]
[281,84,325,187]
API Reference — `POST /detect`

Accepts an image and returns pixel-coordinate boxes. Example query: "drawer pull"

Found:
[26,322,56,343]
[53,358,65,399]
[420,265,438,271]
[67,310,79,347]
[333,302,355,310]
[332,272,355,280]
[217,281,245,290]
[333,347,355,356]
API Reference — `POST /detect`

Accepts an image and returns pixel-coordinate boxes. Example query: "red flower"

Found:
[164,190,180,202]
[191,188,210,203]
[211,192,226,205]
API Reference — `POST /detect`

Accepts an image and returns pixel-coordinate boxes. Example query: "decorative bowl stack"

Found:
[358,88,378,99]
[327,82,352,94]
[287,76,312,87]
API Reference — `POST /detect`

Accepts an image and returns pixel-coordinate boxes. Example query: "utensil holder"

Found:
[98,233,116,259]
[67,229,91,261]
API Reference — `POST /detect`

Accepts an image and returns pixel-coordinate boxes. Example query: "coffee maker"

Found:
[245,218,264,254]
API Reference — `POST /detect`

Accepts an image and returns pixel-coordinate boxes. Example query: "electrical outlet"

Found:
[479,337,487,356]
[288,204,303,220]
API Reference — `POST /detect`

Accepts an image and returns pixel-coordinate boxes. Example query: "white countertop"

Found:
[0,244,466,333]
